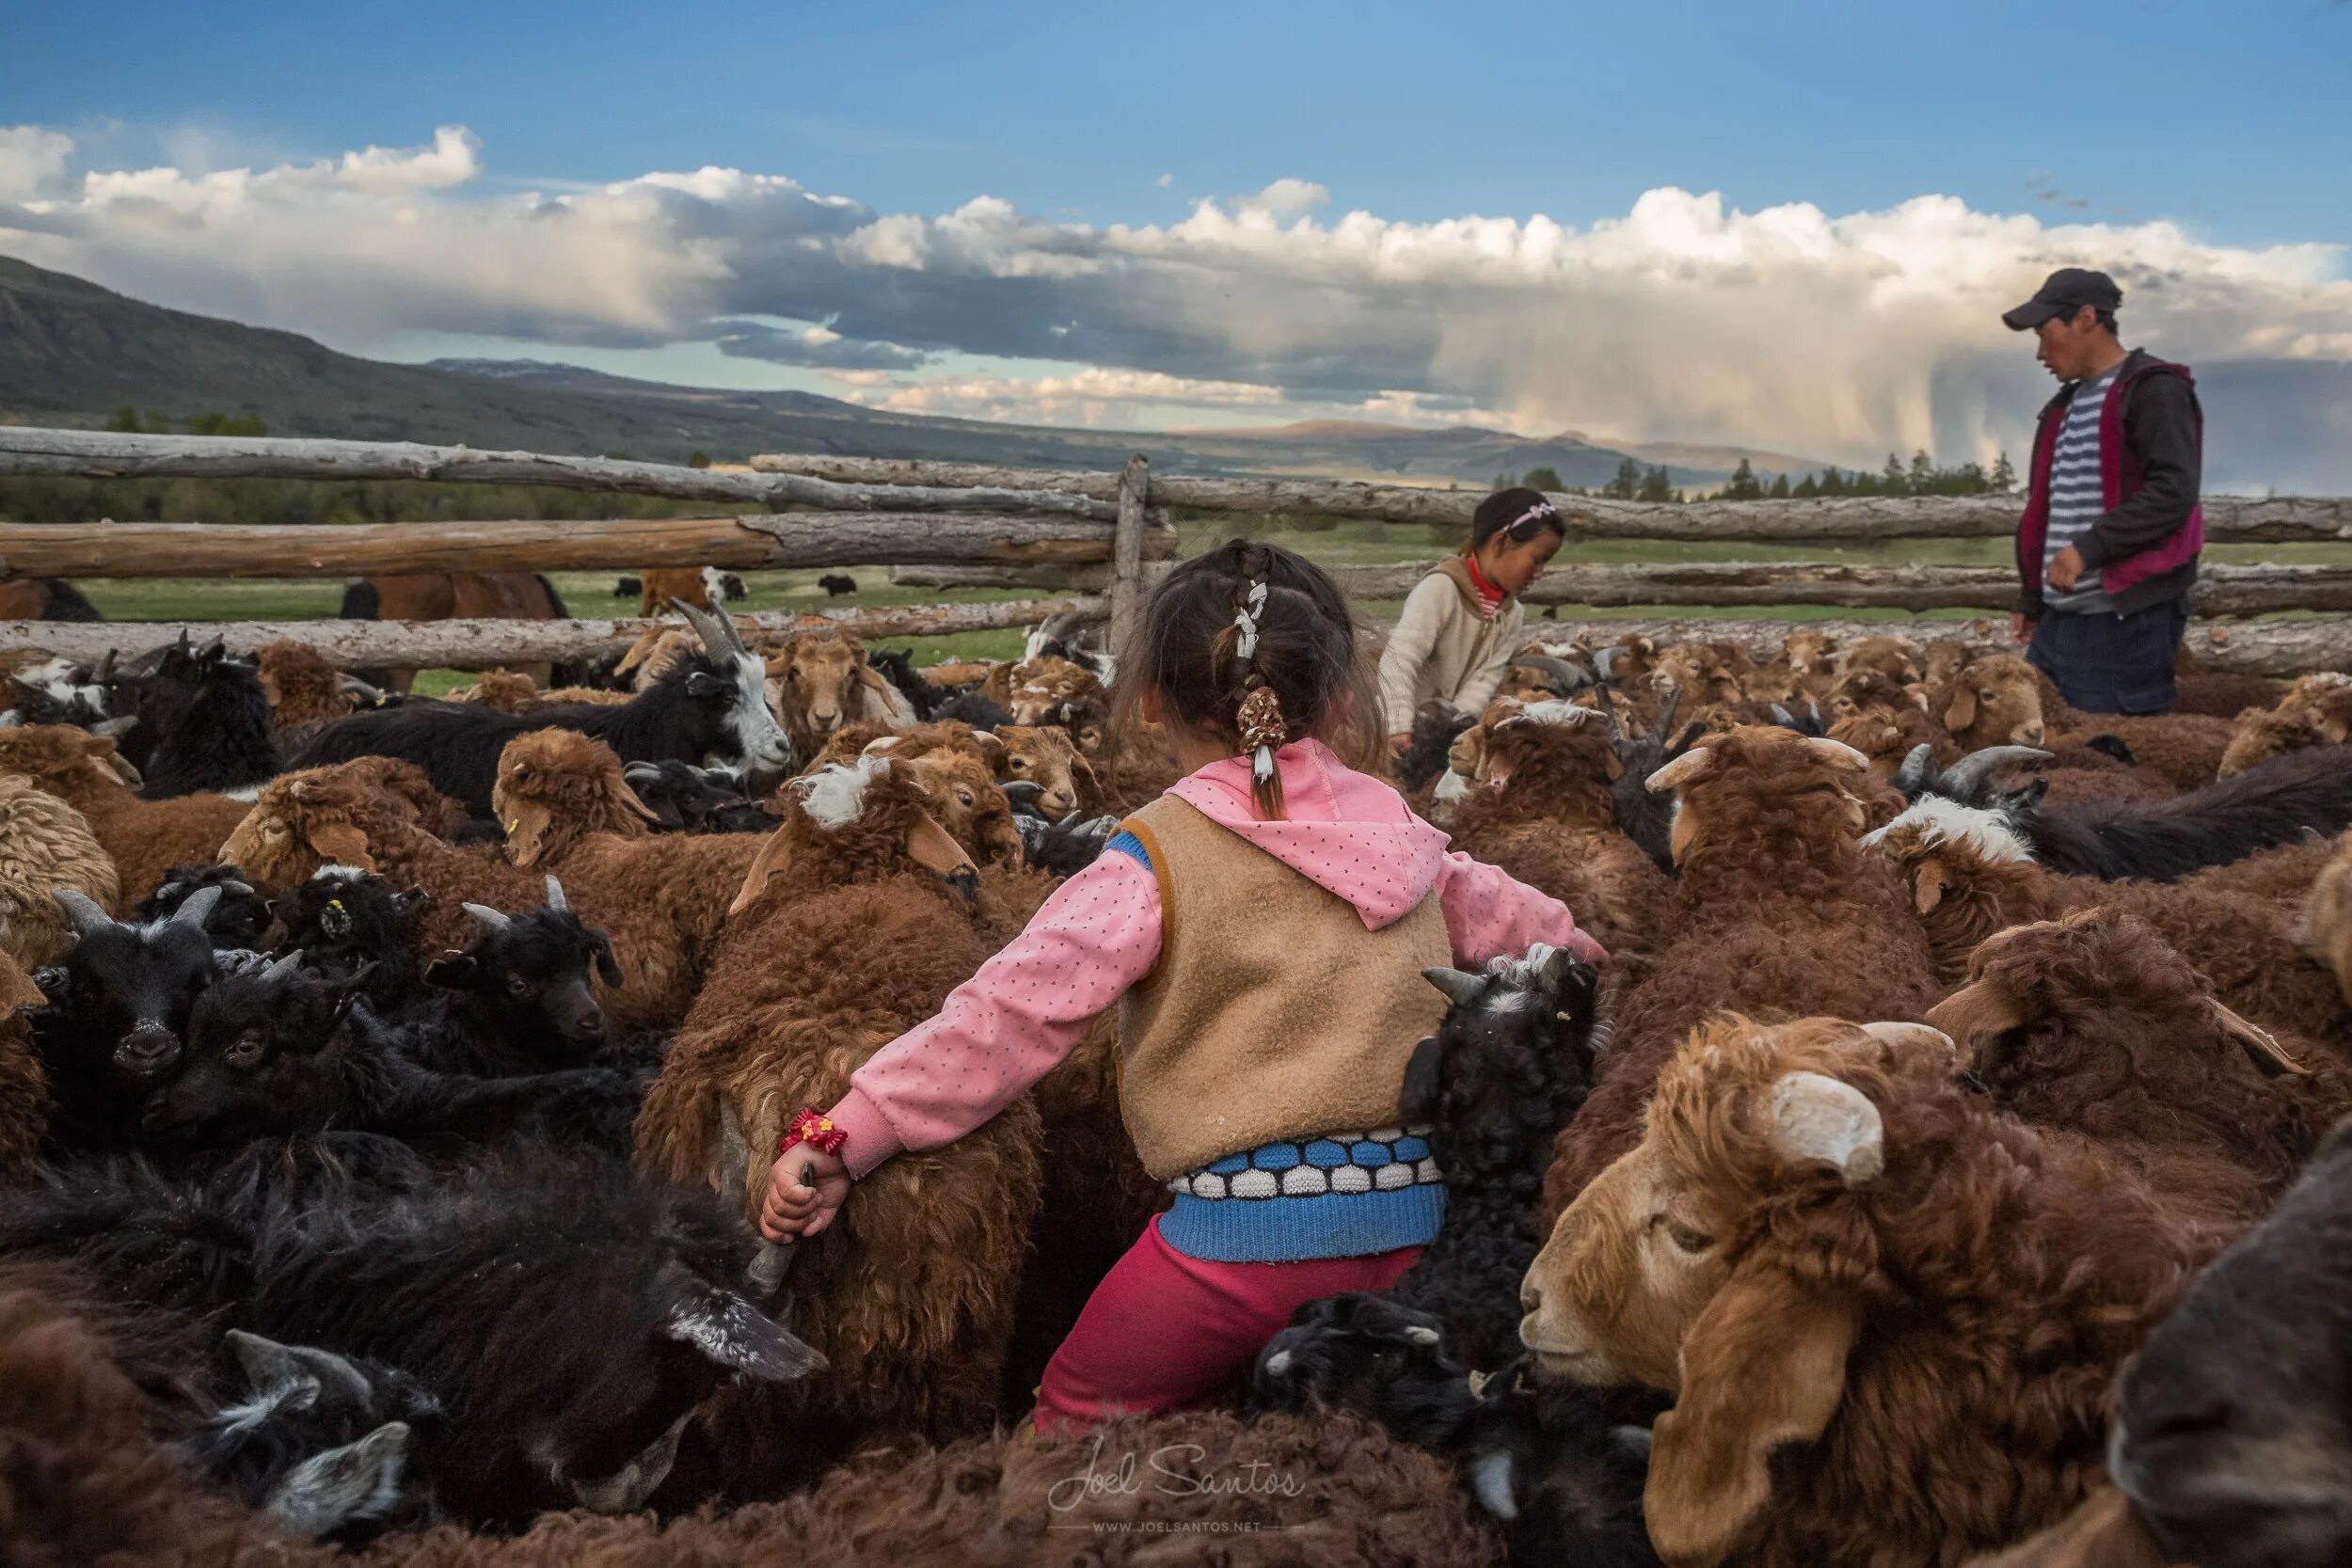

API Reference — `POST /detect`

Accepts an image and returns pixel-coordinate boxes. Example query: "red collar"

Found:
[1460,551,1508,613]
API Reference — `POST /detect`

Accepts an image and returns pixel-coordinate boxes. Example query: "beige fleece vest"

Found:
[1114,795,1453,1180]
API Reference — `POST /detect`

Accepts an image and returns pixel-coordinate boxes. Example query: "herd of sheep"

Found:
[0,601,2348,1567]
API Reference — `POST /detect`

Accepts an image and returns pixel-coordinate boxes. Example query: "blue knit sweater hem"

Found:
[1156,1183,1445,1263]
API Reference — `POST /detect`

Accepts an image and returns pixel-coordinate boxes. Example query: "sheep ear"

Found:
[423,955,479,990]
[1645,745,1718,795]
[263,1421,413,1540]
[1398,1036,1446,1124]
[304,822,377,873]
[590,933,623,990]
[904,812,978,879]
[2211,1000,2312,1077]
[1600,746,1624,782]
[503,802,555,868]
[1646,1266,1861,1568]
[1942,686,1979,734]
[661,1286,825,1382]
[610,771,661,825]
[728,827,795,918]
[1446,724,1486,779]
[1912,857,1950,915]
[0,956,43,1013]
[226,1330,326,1410]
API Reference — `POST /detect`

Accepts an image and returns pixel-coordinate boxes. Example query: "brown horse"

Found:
[340,572,570,690]
[632,566,741,617]
[0,578,103,622]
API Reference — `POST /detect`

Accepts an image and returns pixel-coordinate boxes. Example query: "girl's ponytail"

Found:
[1229,577,1289,819]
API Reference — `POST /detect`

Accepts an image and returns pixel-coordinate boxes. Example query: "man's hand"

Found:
[2009,612,2035,644]
[757,1144,851,1243]
[2046,546,2086,593]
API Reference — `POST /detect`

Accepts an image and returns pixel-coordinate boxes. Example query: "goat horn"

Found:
[262,948,305,983]
[622,762,663,782]
[543,875,569,912]
[1892,744,1937,798]
[1939,746,2053,801]
[1421,966,1485,1008]
[1769,703,1796,727]
[87,716,138,740]
[999,780,1046,805]
[1653,684,1683,738]
[219,879,253,897]
[1769,1069,1883,1185]
[1592,646,1624,682]
[337,673,386,702]
[461,902,513,934]
[169,885,222,930]
[51,888,114,939]
[673,597,745,663]
[90,648,117,683]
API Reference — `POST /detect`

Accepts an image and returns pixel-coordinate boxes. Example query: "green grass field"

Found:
[67,515,2352,697]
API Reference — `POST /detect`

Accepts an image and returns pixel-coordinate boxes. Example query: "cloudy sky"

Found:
[4,0,2349,484]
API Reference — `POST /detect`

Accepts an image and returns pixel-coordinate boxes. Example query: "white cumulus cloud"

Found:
[0,126,73,202]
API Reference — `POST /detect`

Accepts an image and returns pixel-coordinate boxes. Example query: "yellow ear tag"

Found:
[507,819,519,833]
[327,898,344,911]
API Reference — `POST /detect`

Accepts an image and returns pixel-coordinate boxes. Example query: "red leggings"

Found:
[1031,1215,1422,1434]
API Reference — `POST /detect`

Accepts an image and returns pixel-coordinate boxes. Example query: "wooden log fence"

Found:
[0,598,1104,673]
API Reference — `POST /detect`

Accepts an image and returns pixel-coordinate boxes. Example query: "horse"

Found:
[339,572,571,691]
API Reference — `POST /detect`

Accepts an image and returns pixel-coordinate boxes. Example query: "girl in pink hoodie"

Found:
[760,540,1601,1433]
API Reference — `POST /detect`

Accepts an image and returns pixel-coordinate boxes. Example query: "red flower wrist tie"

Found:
[778,1107,848,1160]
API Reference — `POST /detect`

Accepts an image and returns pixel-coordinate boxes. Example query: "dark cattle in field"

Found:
[817,573,858,597]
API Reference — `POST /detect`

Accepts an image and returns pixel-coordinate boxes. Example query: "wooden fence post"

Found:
[1110,454,1151,654]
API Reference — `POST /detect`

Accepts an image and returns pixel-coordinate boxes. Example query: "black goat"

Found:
[145,949,644,1157]
[34,886,222,1152]
[271,866,427,1010]
[128,635,283,799]
[1606,686,1688,874]
[5,653,120,729]
[135,865,273,951]
[1399,702,1474,795]
[398,877,619,1075]
[1004,786,1119,877]
[1907,741,2352,882]
[2112,1121,2352,1568]
[287,604,791,816]
[931,690,1013,731]
[1252,1294,1658,1568]
[863,646,941,721]
[0,1147,821,1528]
[620,759,781,834]
[1395,944,1602,1370]
[816,573,858,597]
[184,1329,441,1542]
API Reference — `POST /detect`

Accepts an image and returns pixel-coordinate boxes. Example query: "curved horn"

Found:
[622,761,665,783]
[219,879,254,897]
[1592,645,1623,682]
[1652,684,1683,741]
[337,673,387,704]
[1422,966,1486,1009]
[1801,737,1871,773]
[169,885,223,931]
[999,779,1046,805]
[1645,745,1718,796]
[90,648,117,683]
[1938,746,2053,802]
[1516,654,1594,692]
[673,597,745,661]
[262,948,306,984]
[1769,1070,1883,1186]
[1769,703,1796,728]
[51,888,115,939]
[1892,743,1936,798]
[461,902,513,934]
[543,875,569,912]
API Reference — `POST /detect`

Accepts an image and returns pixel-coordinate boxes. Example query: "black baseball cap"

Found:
[2002,267,2123,330]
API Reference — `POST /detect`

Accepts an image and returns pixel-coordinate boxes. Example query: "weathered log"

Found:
[0,513,1176,578]
[0,598,1103,672]
[1110,455,1151,655]
[1502,614,2352,678]
[892,562,1114,591]
[750,451,2352,545]
[0,427,1119,519]
[1332,560,2352,616]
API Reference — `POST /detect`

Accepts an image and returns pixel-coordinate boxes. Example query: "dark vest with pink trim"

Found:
[2017,352,2203,615]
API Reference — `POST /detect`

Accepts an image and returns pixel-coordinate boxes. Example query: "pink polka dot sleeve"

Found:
[1437,850,1608,969]
[824,850,1163,1180]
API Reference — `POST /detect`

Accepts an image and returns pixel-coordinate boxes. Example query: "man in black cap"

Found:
[2002,267,2205,713]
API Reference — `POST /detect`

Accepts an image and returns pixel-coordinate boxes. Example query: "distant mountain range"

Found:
[0,255,1836,487]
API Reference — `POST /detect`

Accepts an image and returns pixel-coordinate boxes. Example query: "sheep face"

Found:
[977,725,1097,819]
[222,777,378,887]
[493,730,659,866]
[48,888,222,1091]
[273,869,425,982]
[424,899,618,1059]
[1251,1291,1475,1449]
[1465,700,1621,813]
[1864,798,2047,977]
[2111,1124,2352,1568]
[140,958,372,1146]
[891,745,1024,866]
[0,724,143,799]
[134,867,272,953]
[1520,1015,1911,1568]
[1783,631,1837,683]
[1005,656,1105,726]
[1940,657,2047,750]
[2219,700,2341,778]
[1836,636,1922,686]
[767,632,866,743]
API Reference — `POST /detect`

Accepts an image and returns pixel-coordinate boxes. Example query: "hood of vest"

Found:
[1167,738,1450,931]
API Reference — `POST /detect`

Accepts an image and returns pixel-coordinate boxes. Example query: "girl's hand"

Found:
[1388,731,1413,757]
[757,1145,851,1243]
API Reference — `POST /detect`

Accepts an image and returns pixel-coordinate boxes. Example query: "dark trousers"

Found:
[2026,598,2189,714]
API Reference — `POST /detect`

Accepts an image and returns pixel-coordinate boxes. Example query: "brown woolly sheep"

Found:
[1439,698,1670,973]
[766,629,913,760]
[444,669,546,711]
[1937,655,2049,751]
[1961,1490,2173,1568]
[1867,796,2352,1047]
[0,775,119,966]
[1522,1012,2216,1568]
[2168,657,2281,721]
[984,653,1107,726]
[2299,831,2352,1006]
[221,758,733,1036]
[1545,725,1941,1218]
[256,639,357,733]
[0,725,249,911]
[636,752,1042,1469]
[2217,673,2352,777]
[1752,629,1840,705]
[1926,907,2347,1228]
[0,950,51,1180]
[2028,666,2235,790]
[1835,633,1923,685]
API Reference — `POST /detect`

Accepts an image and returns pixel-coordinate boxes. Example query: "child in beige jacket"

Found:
[1376,486,1567,752]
